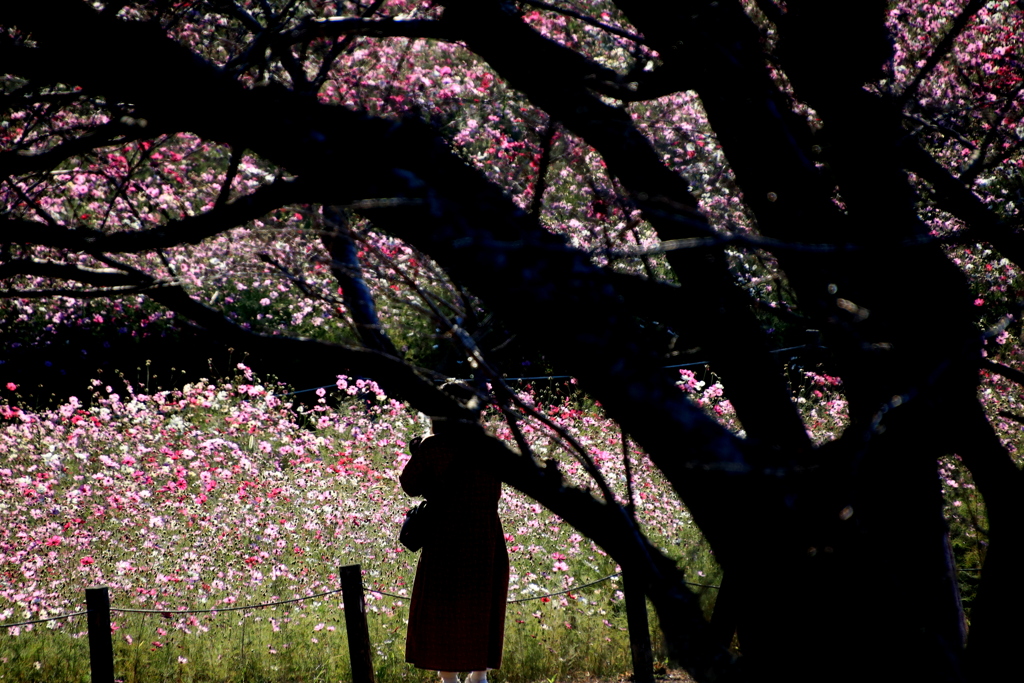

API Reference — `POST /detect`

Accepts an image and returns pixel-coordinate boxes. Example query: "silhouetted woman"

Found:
[401,420,509,683]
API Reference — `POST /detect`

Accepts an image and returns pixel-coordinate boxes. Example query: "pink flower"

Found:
[80,556,95,566]
[4,383,16,391]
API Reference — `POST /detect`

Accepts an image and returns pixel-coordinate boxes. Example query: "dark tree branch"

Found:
[981,358,1024,387]
[515,0,645,44]
[950,399,1024,681]
[319,206,400,356]
[0,119,153,178]
[0,0,764,461]
[903,110,978,150]
[610,67,694,102]
[0,285,153,299]
[465,425,736,681]
[903,143,1024,271]
[215,0,266,34]
[215,145,245,207]
[752,0,785,26]
[309,0,387,92]
[0,177,306,254]
[613,3,995,680]
[898,0,992,107]
[0,257,156,288]
[528,119,555,217]
[3,1,1021,681]
[54,222,732,675]
[959,81,1024,184]
[439,0,812,454]
[285,17,465,43]
[996,410,1024,426]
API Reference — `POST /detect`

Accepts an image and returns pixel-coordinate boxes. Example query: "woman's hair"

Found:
[431,381,487,428]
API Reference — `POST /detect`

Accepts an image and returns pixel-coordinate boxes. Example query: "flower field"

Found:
[1,349,1019,682]
[0,368,725,683]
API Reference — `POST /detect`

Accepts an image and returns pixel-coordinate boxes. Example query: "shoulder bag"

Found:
[399,500,433,551]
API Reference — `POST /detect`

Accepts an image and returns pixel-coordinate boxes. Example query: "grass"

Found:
[0,369,716,683]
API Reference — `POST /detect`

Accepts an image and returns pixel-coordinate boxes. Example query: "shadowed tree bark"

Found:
[2,2,1023,682]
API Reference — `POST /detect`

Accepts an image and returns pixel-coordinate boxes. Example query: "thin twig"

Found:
[516,0,644,44]
[899,0,991,107]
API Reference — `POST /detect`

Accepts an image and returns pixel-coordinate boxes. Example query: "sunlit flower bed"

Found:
[0,368,721,683]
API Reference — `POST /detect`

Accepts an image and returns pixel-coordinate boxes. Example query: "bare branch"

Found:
[903,143,1024,270]
[283,17,464,44]
[903,111,978,150]
[215,145,245,207]
[310,0,387,92]
[0,119,153,178]
[1,177,307,254]
[981,358,1024,388]
[320,207,400,356]
[516,0,645,44]
[0,285,154,299]
[0,258,154,289]
[949,400,1024,676]
[528,119,556,217]
[898,0,992,107]
[997,410,1024,426]
[439,0,812,452]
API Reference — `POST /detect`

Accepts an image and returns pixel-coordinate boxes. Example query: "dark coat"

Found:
[401,433,509,671]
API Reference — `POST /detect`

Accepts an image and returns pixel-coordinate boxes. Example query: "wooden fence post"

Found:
[340,564,376,683]
[86,586,115,683]
[622,572,654,683]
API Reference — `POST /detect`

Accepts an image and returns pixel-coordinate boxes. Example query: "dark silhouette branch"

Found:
[950,399,1024,681]
[0,258,155,289]
[284,17,464,43]
[0,177,306,254]
[516,0,645,44]
[440,0,812,453]
[319,206,400,357]
[903,143,1024,270]
[898,0,992,107]
[309,0,387,92]
[981,358,1024,388]
[0,119,153,179]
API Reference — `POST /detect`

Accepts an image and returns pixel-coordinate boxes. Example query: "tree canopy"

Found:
[2,2,1024,681]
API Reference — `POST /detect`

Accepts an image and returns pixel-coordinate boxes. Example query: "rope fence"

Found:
[0,556,990,683]
[1,610,90,630]
[3,569,710,630]
[0,563,659,683]
[2,561,984,630]
[109,587,346,615]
